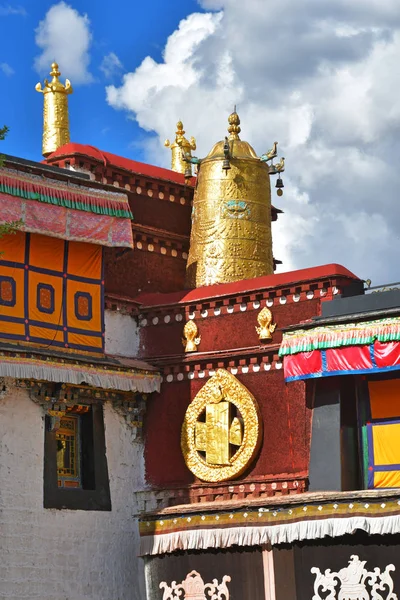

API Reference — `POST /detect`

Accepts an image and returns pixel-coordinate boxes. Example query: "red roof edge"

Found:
[134,263,360,307]
[44,142,192,187]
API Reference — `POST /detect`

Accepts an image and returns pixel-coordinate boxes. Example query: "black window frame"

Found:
[44,403,111,511]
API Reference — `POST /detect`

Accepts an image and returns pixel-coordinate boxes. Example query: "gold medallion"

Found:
[181,369,262,482]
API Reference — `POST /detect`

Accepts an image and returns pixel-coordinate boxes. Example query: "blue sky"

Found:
[0,0,201,162]
[1,0,400,283]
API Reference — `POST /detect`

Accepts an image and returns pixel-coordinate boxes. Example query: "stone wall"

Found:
[0,384,147,600]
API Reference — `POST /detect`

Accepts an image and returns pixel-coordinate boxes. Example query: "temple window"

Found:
[56,414,81,487]
[44,403,111,511]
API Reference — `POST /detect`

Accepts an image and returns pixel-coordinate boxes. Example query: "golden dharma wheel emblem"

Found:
[181,369,262,482]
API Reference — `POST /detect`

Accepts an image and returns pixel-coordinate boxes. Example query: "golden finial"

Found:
[227,108,241,140]
[36,62,73,157]
[165,120,196,174]
[274,156,285,173]
[255,307,276,341]
[182,320,201,352]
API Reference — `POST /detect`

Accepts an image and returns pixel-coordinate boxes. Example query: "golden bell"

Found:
[276,176,284,197]
[186,110,274,288]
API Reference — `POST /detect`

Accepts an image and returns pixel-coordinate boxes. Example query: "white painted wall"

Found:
[0,384,147,600]
[105,309,140,358]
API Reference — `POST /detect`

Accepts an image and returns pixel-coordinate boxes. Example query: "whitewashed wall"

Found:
[104,309,140,358]
[0,384,147,600]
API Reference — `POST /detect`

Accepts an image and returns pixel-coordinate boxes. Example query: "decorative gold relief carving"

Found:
[255,307,276,341]
[182,320,201,352]
[181,369,262,482]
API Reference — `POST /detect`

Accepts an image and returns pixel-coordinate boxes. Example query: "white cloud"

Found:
[0,62,14,76]
[0,4,26,16]
[106,1,400,285]
[34,1,92,84]
[100,52,123,79]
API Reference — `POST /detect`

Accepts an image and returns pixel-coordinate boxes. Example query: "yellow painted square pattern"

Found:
[372,422,400,465]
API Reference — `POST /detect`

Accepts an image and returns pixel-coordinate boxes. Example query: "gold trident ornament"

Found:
[182,320,201,352]
[256,307,276,341]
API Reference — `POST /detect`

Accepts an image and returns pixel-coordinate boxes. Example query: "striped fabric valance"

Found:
[0,168,133,219]
[279,317,400,357]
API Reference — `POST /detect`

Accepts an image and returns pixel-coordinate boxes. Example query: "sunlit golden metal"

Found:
[182,320,201,352]
[165,121,196,174]
[255,307,276,341]
[181,369,262,482]
[186,111,274,287]
[274,156,285,173]
[36,62,73,157]
[195,401,243,465]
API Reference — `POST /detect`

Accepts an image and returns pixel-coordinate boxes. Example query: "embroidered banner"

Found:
[0,168,132,218]
[0,167,133,248]
[283,342,400,381]
[279,317,400,357]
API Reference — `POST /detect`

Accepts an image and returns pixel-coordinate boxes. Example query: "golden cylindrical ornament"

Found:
[36,62,73,157]
[186,112,274,288]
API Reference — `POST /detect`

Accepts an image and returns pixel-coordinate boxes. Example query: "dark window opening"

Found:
[44,403,111,511]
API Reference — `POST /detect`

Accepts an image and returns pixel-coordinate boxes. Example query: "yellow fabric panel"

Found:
[68,332,103,349]
[29,325,64,343]
[0,266,24,318]
[368,379,400,419]
[67,242,102,279]
[374,471,400,488]
[66,278,101,331]
[29,234,65,271]
[373,422,400,465]
[0,231,25,263]
[0,232,103,354]
[0,321,25,336]
[28,271,63,325]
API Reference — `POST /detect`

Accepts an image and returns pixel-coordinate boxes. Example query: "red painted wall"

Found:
[138,298,321,359]
[127,191,192,237]
[104,248,187,297]
[144,372,311,487]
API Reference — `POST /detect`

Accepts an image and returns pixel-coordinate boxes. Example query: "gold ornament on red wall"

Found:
[255,307,276,341]
[181,369,262,482]
[182,320,201,352]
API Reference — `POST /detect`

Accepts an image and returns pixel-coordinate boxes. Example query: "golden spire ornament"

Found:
[182,320,201,352]
[186,109,285,288]
[36,62,73,157]
[255,307,276,341]
[165,121,196,175]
